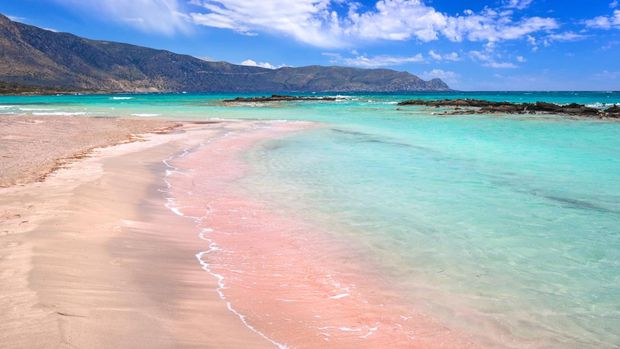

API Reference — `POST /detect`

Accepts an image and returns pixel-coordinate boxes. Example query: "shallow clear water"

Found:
[3,91,620,348]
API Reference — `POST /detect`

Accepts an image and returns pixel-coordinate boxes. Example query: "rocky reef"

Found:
[397,99,620,118]
[223,95,339,103]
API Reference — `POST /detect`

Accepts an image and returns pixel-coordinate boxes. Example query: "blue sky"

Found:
[2,0,620,90]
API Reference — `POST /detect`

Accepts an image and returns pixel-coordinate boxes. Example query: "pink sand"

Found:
[164,121,479,348]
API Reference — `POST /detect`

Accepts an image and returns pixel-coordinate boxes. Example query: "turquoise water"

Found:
[2,92,620,348]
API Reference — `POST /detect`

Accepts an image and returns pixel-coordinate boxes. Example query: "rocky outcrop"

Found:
[223,95,339,103]
[397,99,620,118]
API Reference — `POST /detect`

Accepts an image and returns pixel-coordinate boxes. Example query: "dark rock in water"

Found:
[480,104,524,114]
[397,98,619,119]
[533,102,562,112]
[562,104,599,115]
[223,94,338,103]
[397,99,489,107]
[605,105,620,118]
[607,105,620,112]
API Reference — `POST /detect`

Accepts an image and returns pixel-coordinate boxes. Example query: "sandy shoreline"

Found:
[1,115,477,348]
[0,115,180,187]
[165,122,478,349]
[0,117,280,348]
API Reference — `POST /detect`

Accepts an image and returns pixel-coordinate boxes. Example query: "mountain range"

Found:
[0,13,450,93]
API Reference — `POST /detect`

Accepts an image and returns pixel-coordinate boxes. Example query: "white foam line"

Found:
[318,324,379,339]
[168,205,184,217]
[329,293,350,300]
[318,326,361,332]
[195,250,290,349]
[32,112,87,116]
[360,325,379,339]
[159,129,291,349]
[131,113,161,117]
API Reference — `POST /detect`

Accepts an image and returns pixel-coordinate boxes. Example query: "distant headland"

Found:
[0,13,449,95]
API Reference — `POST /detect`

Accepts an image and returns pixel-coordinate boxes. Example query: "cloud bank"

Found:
[188,0,558,47]
[55,0,564,49]
[55,0,191,35]
[586,10,620,30]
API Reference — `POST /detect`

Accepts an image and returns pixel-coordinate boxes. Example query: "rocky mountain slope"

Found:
[0,13,450,93]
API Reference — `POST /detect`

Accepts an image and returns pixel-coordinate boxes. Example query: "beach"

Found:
[1,92,619,349]
[0,115,179,187]
[0,117,282,348]
[0,116,460,348]
[1,0,619,345]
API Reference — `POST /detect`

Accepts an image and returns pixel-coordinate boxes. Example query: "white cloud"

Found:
[546,31,587,42]
[469,50,492,62]
[428,50,442,60]
[342,0,449,43]
[188,0,558,48]
[6,15,26,22]
[592,70,620,81]
[444,52,460,61]
[190,0,341,47]
[469,50,518,68]
[485,61,517,69]
[324,52,425,67]
[420,69,459,83]
[428,50,460,61]
[51,0,563,51]
[53,0,191,35]
[443,11,558,43]
[585,10,620,30]
[611,1,619,9]
[602,40,620,50]
[240,59,283,69]
[337,53,425,67]
[516,55,526,62]
[526,34,538,50]
[504,0,534,10]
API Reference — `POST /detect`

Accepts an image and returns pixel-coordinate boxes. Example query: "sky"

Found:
[1,0,619,90]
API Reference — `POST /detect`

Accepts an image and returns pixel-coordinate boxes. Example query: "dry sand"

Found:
[0,115,179,187]
[0,116,275,348]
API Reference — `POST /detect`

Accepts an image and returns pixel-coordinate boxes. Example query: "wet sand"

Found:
[0,119,279,348]
[1,115,477,348]
[165,122,479,349]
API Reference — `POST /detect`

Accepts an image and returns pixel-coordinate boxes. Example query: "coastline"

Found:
[0,115,180,187]
[0,115,478,348]
[162,121,479,348]
[0,118,281,348]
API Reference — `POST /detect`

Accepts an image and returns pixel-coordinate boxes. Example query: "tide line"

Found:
[159,134,291,349]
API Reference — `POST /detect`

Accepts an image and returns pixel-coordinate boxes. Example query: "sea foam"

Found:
[131,113,161,117]
[32,112,87,116]
[160,146,291,349]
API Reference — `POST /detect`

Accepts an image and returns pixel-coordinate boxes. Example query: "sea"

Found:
[2,91,619,348]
